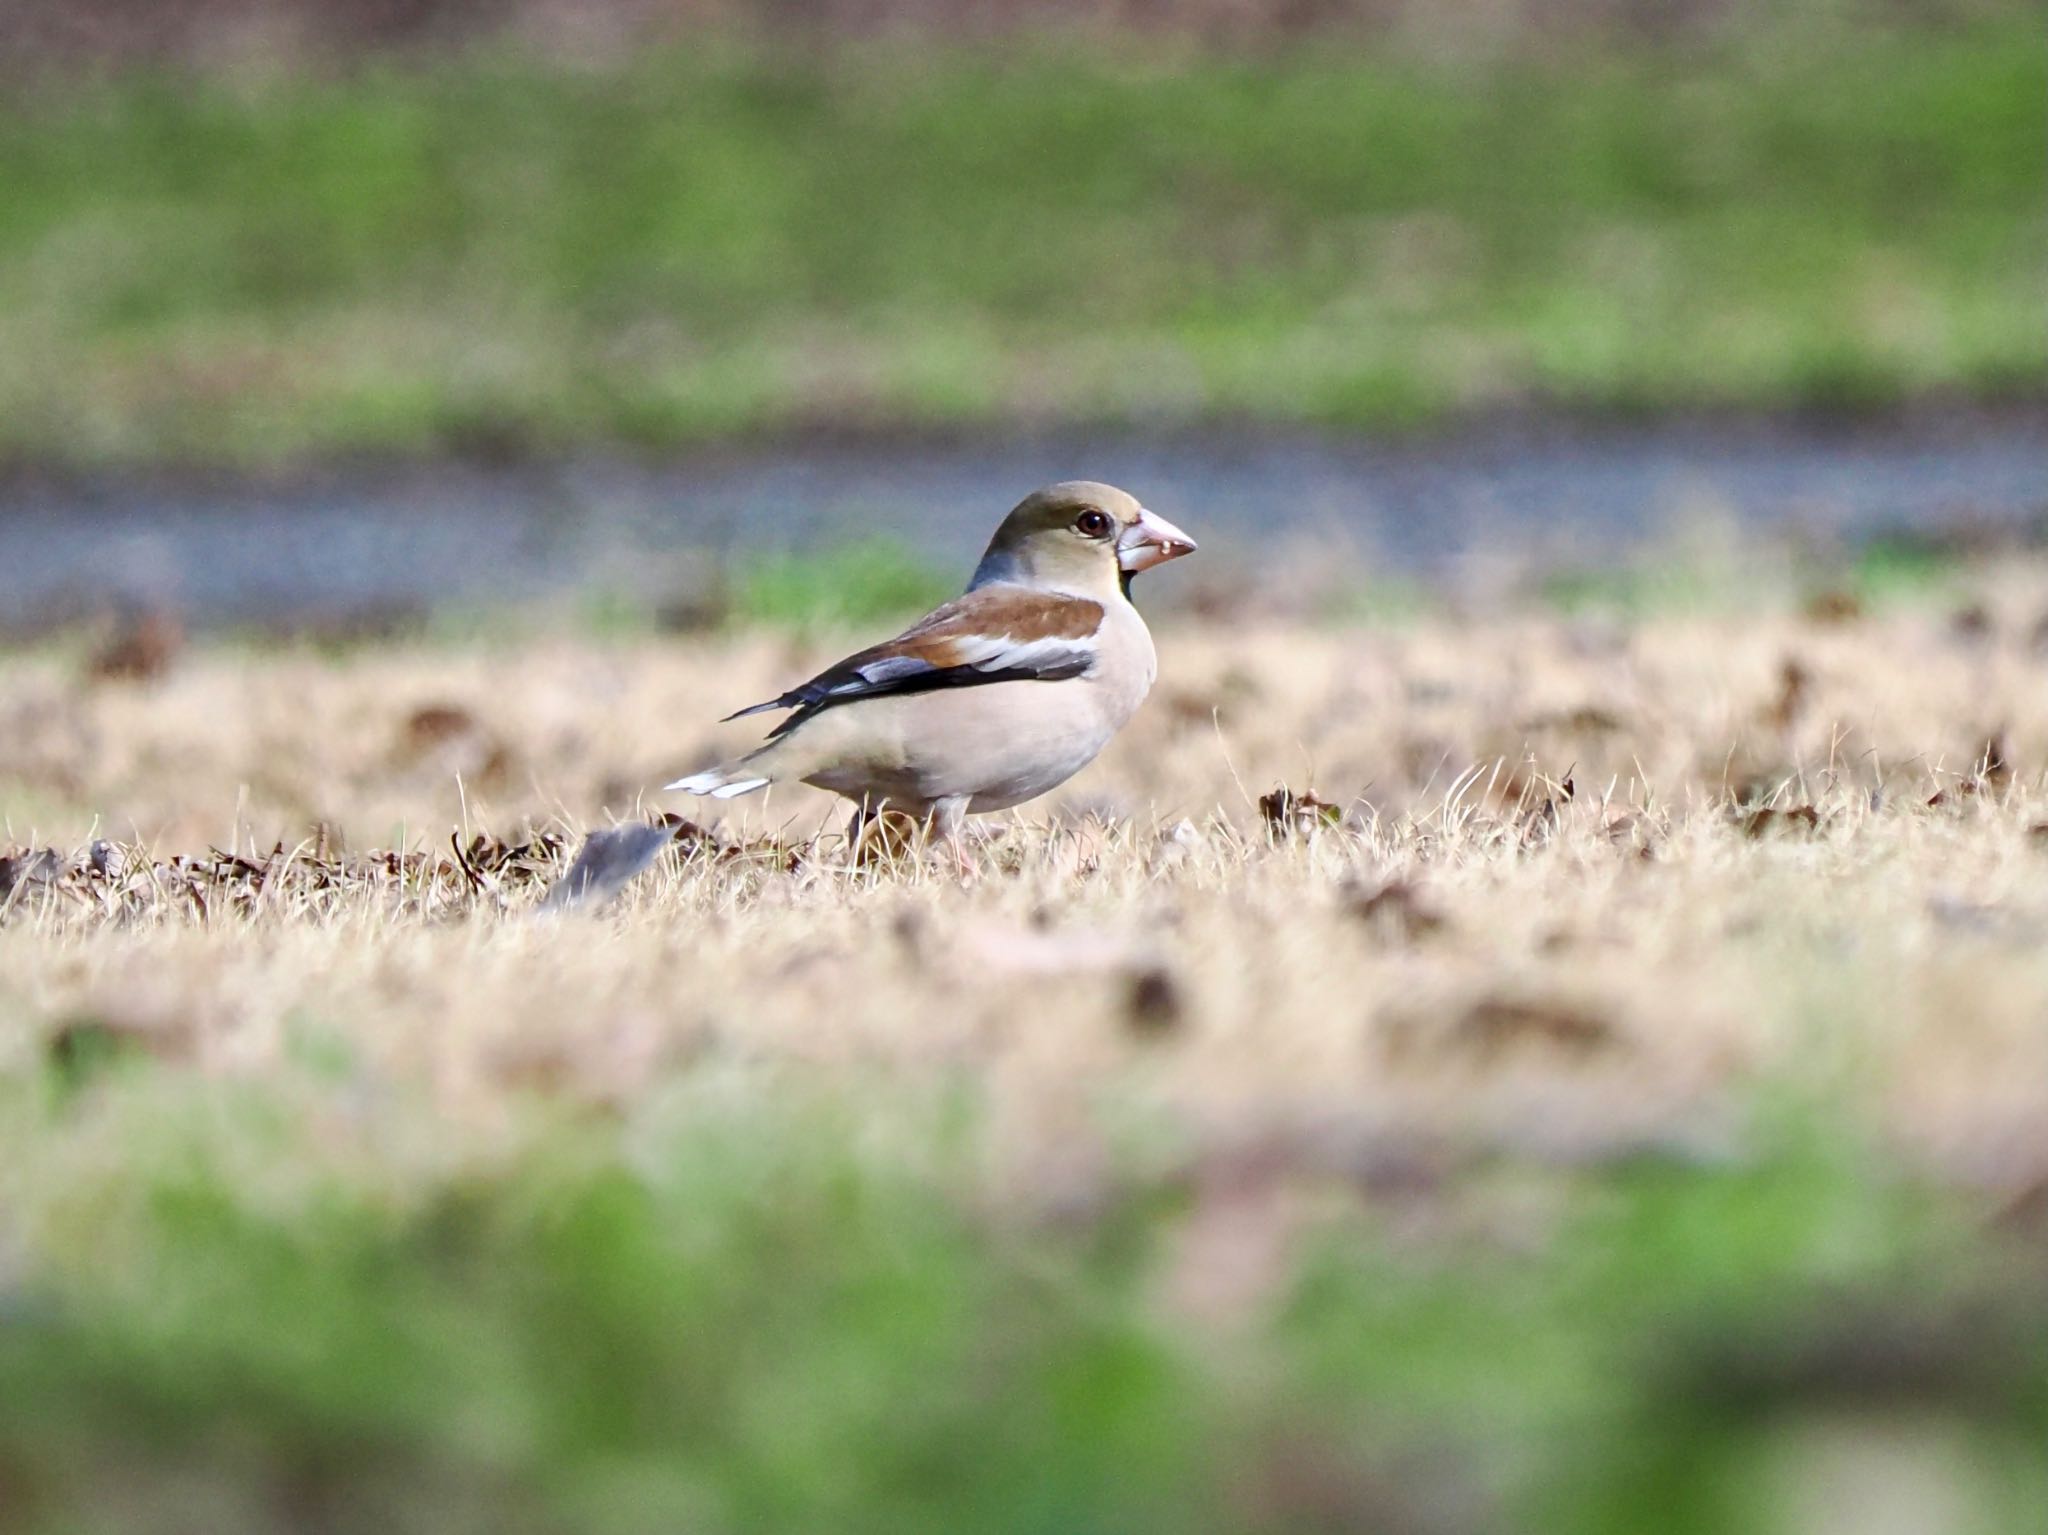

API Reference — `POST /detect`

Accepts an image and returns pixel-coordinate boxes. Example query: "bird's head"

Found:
[969,481,1197,599]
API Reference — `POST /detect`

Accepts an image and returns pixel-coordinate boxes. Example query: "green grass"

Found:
[1532,532,2001,621]
[0,14,2041,467]
[2,1061,2045,1534]
[733,541,956,632]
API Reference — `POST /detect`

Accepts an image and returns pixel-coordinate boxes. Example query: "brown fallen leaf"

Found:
[1519,772,1574,845]
[1345,879,1446,943]
[1260,786,1341,839]
[1743,804,1821,838]
[88,609,183,683]
[1456,996,1615,1053]
[1802,589,1864,625]
[654,813,728,860]
[655,585,732,634]
[1520,705,1624,734]
[1160,688,1230,730]
[1928,735,2010,807]
[0,848,62,902]
[396,703,516,788]
[851,809,924,867]
[405,705,479,747]
[1380,993,1619,1063]
[1123,967,1184,1037]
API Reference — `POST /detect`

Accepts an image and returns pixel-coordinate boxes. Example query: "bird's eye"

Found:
[1075,509,1112,538]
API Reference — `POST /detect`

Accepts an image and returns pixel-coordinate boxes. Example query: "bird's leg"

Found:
[848,796,905,867]
[929,797,975,881]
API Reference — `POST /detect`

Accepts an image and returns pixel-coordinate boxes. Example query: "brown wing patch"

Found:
[723,586,1106,733]
[890,589,1104,668]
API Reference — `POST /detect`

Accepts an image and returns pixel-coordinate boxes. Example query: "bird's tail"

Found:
[664,757,773,800]
[668,717,828,800]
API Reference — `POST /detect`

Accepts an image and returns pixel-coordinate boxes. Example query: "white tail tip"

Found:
[665,771,770,799]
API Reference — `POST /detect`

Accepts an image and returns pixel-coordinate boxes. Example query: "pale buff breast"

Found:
[787,598,1157,813]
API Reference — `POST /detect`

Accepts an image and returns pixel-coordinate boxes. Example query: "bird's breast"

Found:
[1084,601,1158,726]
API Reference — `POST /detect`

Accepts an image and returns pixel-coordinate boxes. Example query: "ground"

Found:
[6,1,2043,1524]
[4,567,2048,1531]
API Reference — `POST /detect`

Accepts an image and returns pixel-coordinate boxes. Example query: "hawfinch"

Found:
[668,481,1196,851]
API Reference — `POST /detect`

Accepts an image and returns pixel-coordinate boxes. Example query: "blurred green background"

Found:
[0,0,2040,468]
[7,1064,2048,1535]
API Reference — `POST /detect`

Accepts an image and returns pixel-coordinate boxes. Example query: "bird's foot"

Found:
[942,835,980,884]
[849,808,920,869]
[929,798,976,883]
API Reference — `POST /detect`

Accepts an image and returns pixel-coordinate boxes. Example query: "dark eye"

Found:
[1075,509,1112,538]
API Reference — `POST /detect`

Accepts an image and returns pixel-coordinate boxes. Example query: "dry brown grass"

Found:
[8,570,2048,1213]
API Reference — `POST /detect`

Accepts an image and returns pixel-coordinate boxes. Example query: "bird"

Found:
[667,481,1196,863]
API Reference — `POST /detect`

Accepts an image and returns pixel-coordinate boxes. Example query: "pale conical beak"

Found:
[1117,508,1198,573]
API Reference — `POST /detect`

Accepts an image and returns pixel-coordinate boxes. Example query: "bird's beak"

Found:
[1117,508,1198,573]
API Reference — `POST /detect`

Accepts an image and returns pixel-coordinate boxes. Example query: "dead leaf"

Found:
[1346,879,1446,943]
[88,609,183,682]
[1742,804,1821,839]
[1929,736,2011,807]
[1381,993,1619,1063]
[1456,996,1615,1053]
[1124,967,1184,1037]
[1161,688,1229,730]
[655,587,731,634]
[851,809,923,867]
[0,848,62,902]
[1802,589,1864,625]
[396,704,514,787]
[1521,705,1623,734]
[1260,786,1341,839]
[1519,775,1573,845]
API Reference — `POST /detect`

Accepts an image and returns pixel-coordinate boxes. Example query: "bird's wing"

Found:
[726,586,1105,737]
